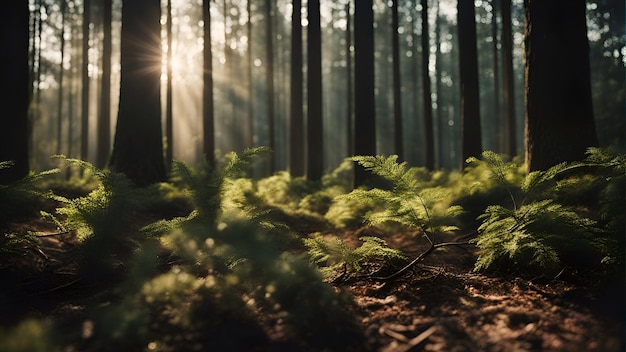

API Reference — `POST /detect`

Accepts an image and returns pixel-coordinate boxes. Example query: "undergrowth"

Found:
[469,149,624,273]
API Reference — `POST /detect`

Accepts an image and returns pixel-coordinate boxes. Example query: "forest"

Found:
[0,0,624,351]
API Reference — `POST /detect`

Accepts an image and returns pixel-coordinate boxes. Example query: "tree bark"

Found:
[289,0,304,176]
[421,0,435,170]
[524,0,597,171]
[165,0,174,171]
[391,0,403,161]
[458,0,482,169]
[97,0,112,169]
[203,0,216,169]
[265,0,276,173]
[0,1,30,184]
[353,0,376,187]
[501,0,517,158]
[81,0,90,162]
[307,0,323,181]
[109,0,166,186]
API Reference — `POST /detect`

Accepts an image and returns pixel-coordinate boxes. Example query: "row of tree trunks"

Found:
[2,0,599,188]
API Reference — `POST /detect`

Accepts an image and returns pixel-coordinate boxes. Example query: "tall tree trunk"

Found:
[346,0,353,158]
[391,0,403,160]
[0,1,30,184]
[491,0,502,153]
[265,0,276,173]
[246,0,254,150]
[524,0,597,171]
[434,0,444,168]
[109,0,165,186]
[289,0,304,176]
[57,1,67,156]
[353,0,376,187]
[81,0,90,162]
[501,0,517,157]
[421,0,435,170]
[458,0,482,169]
[97,0,112,169]
[307,0,323,181]
[165,0,173,171]
[203,0,215,168]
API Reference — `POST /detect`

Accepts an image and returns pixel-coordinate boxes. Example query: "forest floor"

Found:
[2,205,625,352]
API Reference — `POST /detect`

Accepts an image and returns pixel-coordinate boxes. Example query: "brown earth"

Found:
[2,217,624,352]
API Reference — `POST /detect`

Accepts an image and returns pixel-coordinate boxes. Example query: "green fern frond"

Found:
[303,233,406,279]
[473,199,602,272]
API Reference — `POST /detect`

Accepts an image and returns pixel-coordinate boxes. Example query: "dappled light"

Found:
[1,0,624,351]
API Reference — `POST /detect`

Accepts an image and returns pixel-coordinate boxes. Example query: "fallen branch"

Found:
[373,235,472,281]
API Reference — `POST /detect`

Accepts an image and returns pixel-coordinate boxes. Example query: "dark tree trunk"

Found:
[391,0,403,161]
[524,0,597,171]
[0,1,30,184]
[265,0,276,174]
[458,0,482,169]
[246,0,254,150]
[421,0,434,170]
[346,1,353,158]
[353,0,376,187]
[97,0,112,169]
[434,0,444,168]
[203,0,216,169]
[307,0,323,181]
[491,0,502,154]
[501,0,517,158]
[289,0,304,176]
[81,0,90,162]
[165,0,173,171]
[109,0,165,186]
[57,1,67,156]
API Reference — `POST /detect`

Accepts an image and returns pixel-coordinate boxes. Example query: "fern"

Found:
[136,149,363,349]
[303,233,406,280]
[346,155,462,235]
[470,151,615,273]
[0,161,59,226]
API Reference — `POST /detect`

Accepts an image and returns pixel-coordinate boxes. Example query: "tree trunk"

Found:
[491,0,502,154]
[265,0,276,174]
[421,0,435,170]
[203,0,216,169]
[109,0,165,186]
[458,0,482,169]
[57,1,67,156]
[307,0,323,181]
[391,0,403,161]
[501,0,517,158]
[524,0,597,172]
[246,0,254,151]
[353,0,376,187]
[346,1,353,158]
[97,0,112,169]
[81,0,90,162]
[0,1,30,184]
[289,0,304,176]
[165,0,173,171]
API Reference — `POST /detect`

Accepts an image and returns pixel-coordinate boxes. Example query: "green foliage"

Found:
[0,319,62,352]
[474,200,601,271]
[303,234,406,280]
[135,149,364,350]
[0,161,59,226]
[340,155,463,233]
[470,150,623,273]
[41,157,159,279]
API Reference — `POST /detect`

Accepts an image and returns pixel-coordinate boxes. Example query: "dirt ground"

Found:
[333,227,625,352]
[3,218,625,352]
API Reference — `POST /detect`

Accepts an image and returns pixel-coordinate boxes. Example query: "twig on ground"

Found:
[373,239,472,281]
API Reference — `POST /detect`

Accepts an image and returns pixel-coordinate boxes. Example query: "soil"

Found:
[2,214,624,352]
